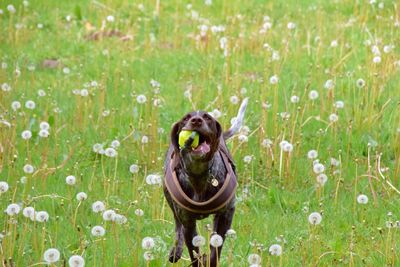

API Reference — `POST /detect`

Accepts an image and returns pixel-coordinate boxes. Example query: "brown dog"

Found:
[163,99,248,266]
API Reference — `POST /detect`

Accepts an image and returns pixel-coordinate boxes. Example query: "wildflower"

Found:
[66,175,76,185]
[192,235,206,247]
[143,251,153,261]
[1,83,11,92]
[334,100,344,109]
[111,140,120,148]
[7,4,16,13]
[262,139,273,148]
[329,113,339,122]
[324,79,334,90]
[39,122,50,130]
[373,56,381,64]
[357,194,368,204]
[141,136,149,144]
[383,45,394,53]
[22,207,35,219]
[243,155,253,164]
[129,164,139,174]
[38,89,46,97]
[142,237,155,250]
[307,150,318,159]
[269,244,282,256]
[114,214,127,224]
[146,174,162,185]
[68,255,85,267]
[137,95,147,104]
[248,253,261,264]
[135,208,144,216]
[106,15,115,22]
[92,201,106,213]
[5,203,21,216]
[21,130,32,140]
[105,147,117,157]
[92,143,103,153]
[102,209,116,221]
[43,248,60,263]
[308,212,322,225]
[287,22,296,30]
[313,163,325,174]
[62,67,70,74]
[76,192,87,201]
[210,234,223,247]
[316,173,328,186]
[11,101,21,111]
[36,211,49,222]
[91,225,106,237]
[0,181,9,193]
[269,75,279,85]
[25,100,36,109]
[330,158,340,166]
[356,78,365,88]
[330,40,338,47]
[281,141,293,152]
[308,90,319,100]
[23,164,35,174]
[39,130,50,138]
[290,95,300,103]
[238,134,248,142]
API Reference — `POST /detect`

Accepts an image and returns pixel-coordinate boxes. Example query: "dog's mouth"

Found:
[192,133,211,155]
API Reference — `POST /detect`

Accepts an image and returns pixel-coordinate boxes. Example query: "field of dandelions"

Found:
[1,0,400,266]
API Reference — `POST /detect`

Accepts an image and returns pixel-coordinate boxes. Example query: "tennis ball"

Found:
[178,130,199,148]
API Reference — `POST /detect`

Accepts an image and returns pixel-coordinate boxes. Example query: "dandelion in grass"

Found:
[39,129,49,138]
[66,175,76,185]
[230,95,239,104]
[76,192,87,201]
[290,95,299,103]
[141,135,149,144]
[105,147,117,157]
[210,234,223,248]
[22,207,35,220]
[373,56,381,64]
[136,94,147,104]
[106,15,115,22]
[23,164,35,174]
[269,75,279,85]
[329,113,339,123]
[316,173,328,186]
[356,78,365,88]
[91,225,106,237]
[324,79,334,90]
[308,90,319,100]
[25,100,36,109]
[238,134,248,142]
[383,45,394,53]
[62,67,70,74]
[307,150,318,160]
[129,164,139,174]
[330,157,340,167]
[135,208,144,216]
[1,83,11,92]
[11,101,21,111]
[243,155,253,164]
[111,140,120,148]
[92,143,103,153]
[5,203,21,216]
[114,214,128,224]
[92,201,106,213]
[330,40,338,48]
[7,4,16,13]
[143,251,154,261]
[0,181,9,193]
[248,253,261,265]
[102,209,116,221]
[192,235,206,247]
[38,89,46,97]
[68,255,84,267]
[35,211,49,222]
[287,22,296,30]
[43,248,60,264]
[308,212,322,225]
[269,244,282,256]
[334,100,344,109]
[313,163,325,174]
[21,130,32,140]
[142,237,155,250]
[80,89,89,97]
[357,194,368,204]
[262,138,273,148]
[280,141,293,152]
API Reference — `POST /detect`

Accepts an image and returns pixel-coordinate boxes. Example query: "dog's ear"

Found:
[170,121,182,152]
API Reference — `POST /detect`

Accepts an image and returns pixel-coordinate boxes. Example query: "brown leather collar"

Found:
[164,150,237,214]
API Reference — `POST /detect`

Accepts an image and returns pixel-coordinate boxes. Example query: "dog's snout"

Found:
[190,117,203,127]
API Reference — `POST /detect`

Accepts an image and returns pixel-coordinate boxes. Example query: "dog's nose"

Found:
[190,116,203,127]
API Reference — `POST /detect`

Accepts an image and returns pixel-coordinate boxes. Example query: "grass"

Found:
[0,0,400,266]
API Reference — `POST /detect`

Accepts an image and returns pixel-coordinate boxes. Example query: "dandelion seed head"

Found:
[0,181,9,193]
[356,78,366,88]
[43,248,60,263]
[129,164,139,174]
[307,150,318,159]
[248,253,261,264]
[23,164,35,174]
[269,244,282,256]
[313,163,325,174]
[308,212,322,225]
[25,100,36,109]
[66,175,76,185]
[192,235,206,247]
[357,194,368,204]
[21,130,32,140]
[316,173,328,186]
[105,147,117,157]
[135,208,144,216]
[230,95,239,104]
[11,101,21,111]
[142,237,155,250]
[309,90,319,100]
[39,129,50,138]
[68,255,85,267]
[210,234,223,247]
[36,211,49,222]
[5,203,20,216]
[91,225,106,237]
[269,75,279,85]
[329,113,339,122]
[92,201,106,213]
[76,192,87,201]
[290,95,300,103]
[102,209,116,221]
[22,206,35,219]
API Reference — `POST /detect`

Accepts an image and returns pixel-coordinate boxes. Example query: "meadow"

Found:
[0,0,400,266]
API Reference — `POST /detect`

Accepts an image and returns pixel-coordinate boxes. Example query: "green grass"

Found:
[0,0,400,266]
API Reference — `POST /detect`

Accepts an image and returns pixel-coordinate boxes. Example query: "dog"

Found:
[163,98,248,266]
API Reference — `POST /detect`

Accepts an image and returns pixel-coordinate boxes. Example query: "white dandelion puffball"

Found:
[106,15,115,22]
[248,253,261,264]
[269,75,279,85]
[25,100,36,109]
[142,237,155,250]
[80,90,89,97]
[68,255,85,267]
[192,235,206,247]
[21,130,32,140]
[269,244,282,256]
[308,212,322,225]
[135,208,144,216]
[308,90,319,100]
[114,214,128,224]
[35,211,49,222]
[129,164,139,174]
[111,140,120,148]
[23,164,35,174]
[313,163,325,174]
[7,4,16,13]
[307,150,318,160]
[39,129,50,138]
[287,22,296,30]
[5,203,21,216]
[282,142,293,152]
[1,83,11,92]
[76,192,88,201]
[105,147,117,157]
[44,248,60,263]
[0,181,9,193]
[262,138,273,148]
[238,134,248,143]
[316,173,328,186]
[40,122,50,130]
[92,201,106,213]
[143,251,153,261]
[357,194,369,204]
[373,56,381,64]
[102,209,116,221]
[38,89,46,97]
[329,113,339,122]
[334,100,344,109]
[243,155,253,164]
[146,174,162,185]
[230,95,239,104]
[92,143,103,153]
[91,225,106,237]
[290,95,300,103]
[225,228,237,239]
[66,175,76,185]
[356,78,366,88]
[141,135,149,144]
[210,234,223,248]
[23,207,35,219]
[136,94,147,104]
[11,101,21,111]
[324,79,334,90]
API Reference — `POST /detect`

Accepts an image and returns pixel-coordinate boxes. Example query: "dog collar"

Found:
[164,150,237,214]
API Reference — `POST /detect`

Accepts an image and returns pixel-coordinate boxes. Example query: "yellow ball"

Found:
[178,130,199,148]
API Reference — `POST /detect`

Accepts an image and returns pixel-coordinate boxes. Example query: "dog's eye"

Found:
[183,115,191,121]
[203,114,212,121]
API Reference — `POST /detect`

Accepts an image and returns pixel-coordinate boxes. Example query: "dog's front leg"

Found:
[169,214,184,263]
[209,207,235,267]
[182,222,201,266]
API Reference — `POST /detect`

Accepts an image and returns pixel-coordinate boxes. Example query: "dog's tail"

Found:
[223,97,249,140]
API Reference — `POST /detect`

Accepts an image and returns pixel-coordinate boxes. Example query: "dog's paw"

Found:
[168,246,183,263]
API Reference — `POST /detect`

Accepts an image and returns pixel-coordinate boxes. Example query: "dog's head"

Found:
[171,111,222,161]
